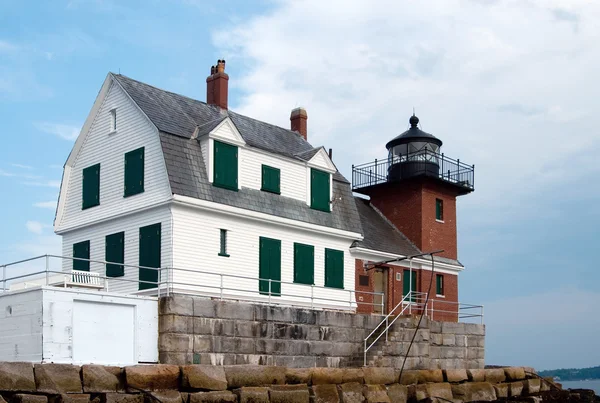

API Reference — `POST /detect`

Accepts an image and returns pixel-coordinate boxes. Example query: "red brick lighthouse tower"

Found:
[352,115,474,318]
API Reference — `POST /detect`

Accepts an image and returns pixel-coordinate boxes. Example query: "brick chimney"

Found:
[290,107,308,140]
[206,60,229,109]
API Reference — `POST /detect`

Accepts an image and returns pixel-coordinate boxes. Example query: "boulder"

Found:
[235,387,269,403]
[181,366,227,391]
[504,367,526,381]
[339,382,364,403]
[484,368,506,383]
[341,369,364,384]
[104,394,144,403]
[425,383,453,401]
[398,371,419,385]
[0,362,36,392]
[311,384,340,403]
[11,395,48,403]
[269,384,310,403]
[188,391,236,403]
[444,369,468,383]
[524,379,541,394]
[146,391,182,403]
[363,385,390,403]
[311,369,344,385]
[509,381,524,397]
[125,365,180,391]
[385,384,407,403]
[466,369,485,382]
[285,369,311,385]
[451,382,496,401]
[494,383,509,399]
[224,366,284,389]
[362,368,395,385]
[413,385,428,401]
[82,366,123,393]
[418,370,443,384]
[34,364,82,394]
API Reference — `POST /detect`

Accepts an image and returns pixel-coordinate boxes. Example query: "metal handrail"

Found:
[363,291,428,366]
[0,254,385,312]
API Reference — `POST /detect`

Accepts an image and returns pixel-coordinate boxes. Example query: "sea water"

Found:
[561,380,600,395]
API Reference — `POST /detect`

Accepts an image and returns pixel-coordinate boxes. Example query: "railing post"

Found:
[349,290,352,310]
[431,300,434,321]
[380,294,384,315]
[481,305,484,325]
[1,265,6,292]
[311,284,314,309]
[45,255,50,286]
[220,274,224,300]
[385,317,388,342]
[268,279,272,305]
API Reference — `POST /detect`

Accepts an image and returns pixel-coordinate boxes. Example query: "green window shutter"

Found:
[105,232,125,277]
[82,164,100,210]
[436,274,444,295]
[294,243,314,285]
[310,168,330,212]
[139,223,161,290]
[73,240,90,272]
[261,165,281,194]
[436,198,443,220]
[219,229,230,257]
[124,147,145,197]
[324,248,344,289]
[259,237,281,296]
[213,140,238,191]
[403,270,417,301]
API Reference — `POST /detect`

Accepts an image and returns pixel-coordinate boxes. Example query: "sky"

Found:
[1,0,599,370]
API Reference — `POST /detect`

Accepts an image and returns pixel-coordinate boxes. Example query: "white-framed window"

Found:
[109,108,117,133]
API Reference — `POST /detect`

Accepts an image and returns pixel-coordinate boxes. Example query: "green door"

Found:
[403,269,417,301]
[139,223,161,290]
[259,237,281,296]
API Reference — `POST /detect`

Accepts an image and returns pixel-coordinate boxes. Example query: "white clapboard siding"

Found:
[171,204,356,309]
[0,289,43,362]
[57,81,171,231]
[308,148,335,172]
[239,147,307,202]
[61,206,172,294]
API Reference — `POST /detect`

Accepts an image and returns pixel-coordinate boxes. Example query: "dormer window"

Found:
[109,108,117,133]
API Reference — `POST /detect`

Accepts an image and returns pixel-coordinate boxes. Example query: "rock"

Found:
[285,369,311,385]
[540,377,555,392]
[188,391,236,403]
[484,368,506,383]
[425,383,453,401]
[235,387,269,403]
[413,385,428,401]
[398,371,419,385]
[269,384,310,403]
[48,395,91,403]
[146,391,182,403]
[444,369,468,383]
[82,366,123,393]
[451,382,496,401]
[311,369,344,385]
[385,384,407,403]
[504,367,526,381]
[34,364,82,394]
[362,368,395,385]
[524,378,541,394]
[11,395,48,403]
[181,366,227,391]
[418,370,443,384]
[466,369,485,382]
[125,365,180,391]
[0,395,6,403]
[0,362,36,392]
[341,369,363,384]
[224,366,284,388]
[311,384,339,403]
[339,382,364,403]
[509,381,524,397]
[494,383,509,399]
[104,394,144,403]
[362,385,390,403]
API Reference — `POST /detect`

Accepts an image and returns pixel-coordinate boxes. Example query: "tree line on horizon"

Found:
[539,366,600,381]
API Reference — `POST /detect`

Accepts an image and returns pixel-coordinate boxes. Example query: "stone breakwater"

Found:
[0,362,589,403]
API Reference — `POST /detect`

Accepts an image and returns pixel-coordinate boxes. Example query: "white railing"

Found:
[0,254,385,312]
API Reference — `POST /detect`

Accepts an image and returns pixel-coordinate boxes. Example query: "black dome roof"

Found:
[385,115,443,150]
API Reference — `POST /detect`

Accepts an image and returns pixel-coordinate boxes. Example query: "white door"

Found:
[72,300,136,365]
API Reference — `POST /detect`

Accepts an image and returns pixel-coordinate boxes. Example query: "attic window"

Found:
[109,108,117,133]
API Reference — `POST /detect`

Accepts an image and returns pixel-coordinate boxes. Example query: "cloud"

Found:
[23,180,61,188]
[11,163,33,170]
[0,40,18,52]
[33,201,57,210]
[0,168,41,180]
[34,122,80,141]
[26,221,45,235]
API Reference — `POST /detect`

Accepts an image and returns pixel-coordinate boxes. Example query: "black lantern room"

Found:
[385,114,443,182]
